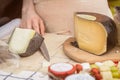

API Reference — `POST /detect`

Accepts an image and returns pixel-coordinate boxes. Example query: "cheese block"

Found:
[74,12,118,55]
[8,28,44,57]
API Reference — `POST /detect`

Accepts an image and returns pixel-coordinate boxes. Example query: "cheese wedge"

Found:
[9,28,44,57]
[74,12,118,55]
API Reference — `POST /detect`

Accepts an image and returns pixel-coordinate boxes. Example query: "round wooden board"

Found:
[63,37,120,63]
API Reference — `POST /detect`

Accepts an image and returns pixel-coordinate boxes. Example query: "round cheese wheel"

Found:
[48,63,76,78]
[65,73,95,80]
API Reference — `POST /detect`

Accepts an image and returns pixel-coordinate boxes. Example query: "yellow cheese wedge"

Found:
[74,12,118,55]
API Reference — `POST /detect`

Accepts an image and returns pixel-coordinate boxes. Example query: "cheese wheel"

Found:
[65,73,95,80]
[9,28,44,57]
[48,63,76,78]
[74,12,118,55]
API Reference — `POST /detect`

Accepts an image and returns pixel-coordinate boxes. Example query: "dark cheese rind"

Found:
[19,33,44,57]
[75,12,118,54]
[101,16,118,51]
[114,6,120,46]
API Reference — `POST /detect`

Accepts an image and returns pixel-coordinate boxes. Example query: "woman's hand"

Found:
[20,0,45,35]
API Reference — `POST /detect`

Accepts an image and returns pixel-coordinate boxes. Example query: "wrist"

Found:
[22,0,35,14]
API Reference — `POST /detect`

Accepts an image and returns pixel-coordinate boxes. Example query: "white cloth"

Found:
[0,18,20,39]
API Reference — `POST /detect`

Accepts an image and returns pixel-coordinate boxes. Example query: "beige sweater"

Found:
[34,0,112,35]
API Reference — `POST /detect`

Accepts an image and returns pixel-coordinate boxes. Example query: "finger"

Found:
[32,20,40,34]
[39,20,45,35]
[20,21,26,28]
[20,20,32,29]
[27,20,32,29]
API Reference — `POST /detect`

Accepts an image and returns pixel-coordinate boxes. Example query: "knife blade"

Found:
[40,41,50,61]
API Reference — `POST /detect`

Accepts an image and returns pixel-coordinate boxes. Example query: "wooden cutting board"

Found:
[63,37,120,63]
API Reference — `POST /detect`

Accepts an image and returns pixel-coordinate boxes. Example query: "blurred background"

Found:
[108,0,120,15]
[0,0,120,26]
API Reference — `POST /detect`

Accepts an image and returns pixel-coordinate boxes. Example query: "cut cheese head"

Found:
[75,16,107,54]
[9,28,35,54]
[9,28,44,57]
[74,12,117,55]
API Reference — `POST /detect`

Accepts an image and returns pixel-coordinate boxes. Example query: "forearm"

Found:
[21,0,45,35]
[22,0,35,14]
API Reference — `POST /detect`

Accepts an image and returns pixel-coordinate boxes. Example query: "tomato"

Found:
[94,74,102,80]
[76,64,83,73]
[91,68,100,75]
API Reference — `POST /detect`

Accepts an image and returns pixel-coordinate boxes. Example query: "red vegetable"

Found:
[113,60,119,65]
[94,74,102,80]
[91,68,100,75]
[76,64,83,73]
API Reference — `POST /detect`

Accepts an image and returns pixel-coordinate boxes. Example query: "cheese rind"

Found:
[114,6,120,46]
[74,12,117,55]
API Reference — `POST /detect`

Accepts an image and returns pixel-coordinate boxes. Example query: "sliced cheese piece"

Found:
[99,65,110,72]
[74,12,118,55]
[117,62,120,70]
[9,28,44,57]
[102,60,115,67]
[95,62,103,67]
[101,71,113,80]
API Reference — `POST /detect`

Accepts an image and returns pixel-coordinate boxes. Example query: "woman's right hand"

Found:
[20,0,45,35]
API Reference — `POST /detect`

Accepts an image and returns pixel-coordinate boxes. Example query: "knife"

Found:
[40,39,50,61]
